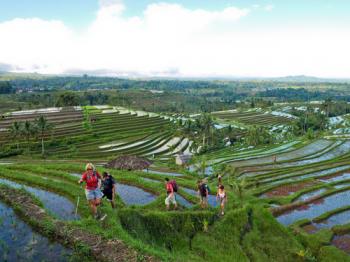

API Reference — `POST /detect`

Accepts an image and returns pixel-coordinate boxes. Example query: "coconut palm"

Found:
[35,115,54,155]
[9,121,22,150]
[199,114,214,147]
[230,178,248,207]
[21,120,36,150]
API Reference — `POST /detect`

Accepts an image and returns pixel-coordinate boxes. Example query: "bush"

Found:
[118,209,216,251]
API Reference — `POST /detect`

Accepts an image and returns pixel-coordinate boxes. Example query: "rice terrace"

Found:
[1,1,350,261]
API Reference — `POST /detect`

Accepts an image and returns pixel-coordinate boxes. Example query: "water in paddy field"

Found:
[314,209,350,230]
[70,173,81,178]
[332,234,350,254]
[115,183,156,206]
[175,194,193,207]
[0,202,72,262]
[320,172,350,183]
[142,177,161,183]
[277,190,350,226]
[266,165,350,186]
[188,165,214,176]
[0,178,79,220]
[293,188,327,202]
[182,188,219,207]
[142,169,184,177]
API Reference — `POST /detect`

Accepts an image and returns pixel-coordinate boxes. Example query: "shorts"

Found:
[200,195,208,202]
[165,194,177,206]
[103,190,114,201]
[85,188,103,201]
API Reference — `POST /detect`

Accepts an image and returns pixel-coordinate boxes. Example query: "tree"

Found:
[0,81,14,94]
[198,113,214,147]
[9,121,22,150]
[230,178,248,207]
[21,121,36,150]
[55,92,80,107]
[322,98,333,117]
[35,115,54,155]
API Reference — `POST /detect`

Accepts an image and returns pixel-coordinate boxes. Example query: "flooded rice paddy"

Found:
[115,183,156,206]
[0,178,78,220]
[277,190,350,225]
[0,201,72,261]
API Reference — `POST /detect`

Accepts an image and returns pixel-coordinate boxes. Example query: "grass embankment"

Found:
[1,162,349,260]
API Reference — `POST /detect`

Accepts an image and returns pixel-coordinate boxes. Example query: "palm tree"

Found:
[9,121,22,150]
[322,98,333,117]
[21,121,36,150]
[230,178,248,207]
[199,114,214,147]
[35,115,53,155]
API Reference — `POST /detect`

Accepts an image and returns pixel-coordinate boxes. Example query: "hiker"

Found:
[217,184,227,215]
[273,155,277,164]
[102,172,116,209]
[217,174,222,185]
[198,179,209,209]
[165,178,177,210]
[79,163,103,219]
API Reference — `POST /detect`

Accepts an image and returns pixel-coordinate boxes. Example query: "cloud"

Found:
[0,2,349,78]
[264,4,274,11]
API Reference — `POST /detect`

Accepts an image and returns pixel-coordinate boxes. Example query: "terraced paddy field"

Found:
[220,137,350,258]
[3,159,347,261]
[211,110,295,126]
[0,106,193,160]
[1,106,350,260]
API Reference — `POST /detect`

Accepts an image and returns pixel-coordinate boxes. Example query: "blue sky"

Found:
[1,0,349,28]
[0,0,350,77]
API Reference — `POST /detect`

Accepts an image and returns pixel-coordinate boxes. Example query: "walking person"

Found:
[217,174,222,185]
[198,180,209,209]
[165,178,177,210]
[217,184,227,215]
[79,163,104,220]
[102,172,116,209]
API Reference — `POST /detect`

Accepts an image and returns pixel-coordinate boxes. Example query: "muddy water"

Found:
[0,202,72,261]
[115,183,156,206]
[0,178,78,220]
[277,190,350,225]
[332,234,350,254]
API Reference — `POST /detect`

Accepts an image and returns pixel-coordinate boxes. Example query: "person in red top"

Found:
[164,178,177,210]
[79,163,103,219]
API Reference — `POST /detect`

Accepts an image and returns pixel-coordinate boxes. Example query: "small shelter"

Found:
[105,155,152,171]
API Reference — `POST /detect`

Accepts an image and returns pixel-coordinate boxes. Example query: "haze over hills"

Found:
[1,71,350,83]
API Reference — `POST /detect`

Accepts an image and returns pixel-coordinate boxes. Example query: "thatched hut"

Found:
[105,155,152,171]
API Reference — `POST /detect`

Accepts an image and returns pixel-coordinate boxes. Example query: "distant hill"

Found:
[268,75,350,83]
[1,71,350,83]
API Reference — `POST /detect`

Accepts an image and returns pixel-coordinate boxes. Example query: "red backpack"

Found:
[170,180,178,192]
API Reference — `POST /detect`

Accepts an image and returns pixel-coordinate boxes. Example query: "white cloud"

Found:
[0,2,349,78]
[264,4,275,11]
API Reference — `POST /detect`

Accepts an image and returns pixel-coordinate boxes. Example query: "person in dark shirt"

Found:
[102,172,116,209]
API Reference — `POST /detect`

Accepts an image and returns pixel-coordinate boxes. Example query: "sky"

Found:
[0,0,350,78]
